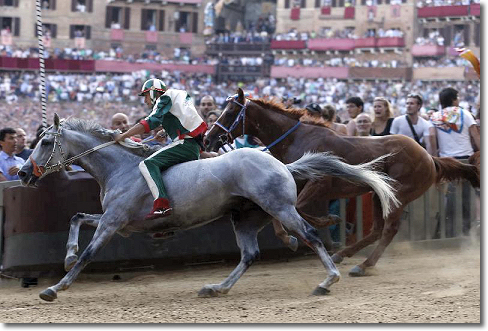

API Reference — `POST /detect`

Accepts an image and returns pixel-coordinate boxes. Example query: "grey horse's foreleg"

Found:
[198,210,269,297]
[65,213,102,272]
[40,215,122,302]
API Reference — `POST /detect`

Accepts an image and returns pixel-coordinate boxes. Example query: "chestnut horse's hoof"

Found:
[312,286,330,296]
[288,236,298,252]
[39,288,57,302]
[331,253,343,264]
[349,265,366,277]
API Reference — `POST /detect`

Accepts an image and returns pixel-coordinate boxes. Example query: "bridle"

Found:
[212,96,302,152]
[213,96,249,146]
[30,123,117,178]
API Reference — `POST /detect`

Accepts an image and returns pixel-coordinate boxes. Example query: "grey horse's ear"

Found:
[237,88,244,104]
[54,113,60,128]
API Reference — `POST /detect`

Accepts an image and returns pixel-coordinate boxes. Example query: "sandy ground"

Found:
[0,241,480,324]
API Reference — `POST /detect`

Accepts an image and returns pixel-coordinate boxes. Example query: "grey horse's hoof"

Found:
[349,265,366,277]
[39,288,57,302]
[331,253,343,264]
[198,287,219,298]
[312,286,330,296]
[64,255,78,272]
[288,236,299,252]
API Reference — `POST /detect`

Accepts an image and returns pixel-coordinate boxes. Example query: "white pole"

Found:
[35,0,47,129]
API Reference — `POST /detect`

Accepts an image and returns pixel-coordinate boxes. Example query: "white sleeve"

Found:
[389,117,400,135]
[463,109,476,127]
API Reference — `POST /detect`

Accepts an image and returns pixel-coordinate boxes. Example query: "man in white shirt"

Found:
[431,87,480,159]
[390,93,437,156]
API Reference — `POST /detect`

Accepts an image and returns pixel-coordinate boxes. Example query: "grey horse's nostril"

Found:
[18,170,26,179]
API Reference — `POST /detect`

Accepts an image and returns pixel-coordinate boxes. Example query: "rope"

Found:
[35,0,47,129]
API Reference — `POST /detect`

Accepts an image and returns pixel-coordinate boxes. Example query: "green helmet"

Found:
[138,78,167,104]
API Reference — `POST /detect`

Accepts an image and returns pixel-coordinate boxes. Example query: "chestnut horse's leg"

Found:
[271,219,298,251]
[349,206,405,276]
[331,195,386,265]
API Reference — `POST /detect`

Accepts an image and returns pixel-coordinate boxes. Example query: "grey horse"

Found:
[18,114,398,302]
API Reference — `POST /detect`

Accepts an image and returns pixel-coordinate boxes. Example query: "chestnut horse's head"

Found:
[204,88,247,152]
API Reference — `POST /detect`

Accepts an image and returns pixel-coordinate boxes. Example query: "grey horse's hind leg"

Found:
[273,208,341,295]
[198,209,270,298]
[65,213,102,272]
[40,213,123,302]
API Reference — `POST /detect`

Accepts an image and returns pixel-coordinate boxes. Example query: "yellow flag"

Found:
[455,48,480,78]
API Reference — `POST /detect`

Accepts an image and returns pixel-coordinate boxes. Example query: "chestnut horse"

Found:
[204,88,480,277]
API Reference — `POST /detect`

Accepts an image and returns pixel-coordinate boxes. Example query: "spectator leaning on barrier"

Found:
[371,97,394,136]
[0,128,25,182]
[15,127,33,161]
[390,94,437,156]
[345,97,364,136]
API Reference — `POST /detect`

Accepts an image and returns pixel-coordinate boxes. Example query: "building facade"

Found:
[0,0,207,56]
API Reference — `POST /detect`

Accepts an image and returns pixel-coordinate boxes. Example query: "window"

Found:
[145,44,157,51]
[0,17,20,36]
[285,0,291,8]
[0,0,19,7]
[174,11,198,33]
[34,23,57,38]
[41,0,56,10]
[315,0,321,7]
[106,6,130,30]
[69,24,91,39]
[301,0,306,7]
[339,0,344,6]
[71,0,93,13]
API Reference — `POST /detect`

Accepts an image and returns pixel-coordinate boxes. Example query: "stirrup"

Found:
[144,207,173,220]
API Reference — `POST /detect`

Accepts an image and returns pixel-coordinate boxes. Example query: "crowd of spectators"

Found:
[0,69,479,144]
[0,44,214,65]
[416,0,479,7]
[274,56,407,68]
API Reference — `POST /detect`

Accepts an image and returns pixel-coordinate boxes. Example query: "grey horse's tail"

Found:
[286,152,400,218]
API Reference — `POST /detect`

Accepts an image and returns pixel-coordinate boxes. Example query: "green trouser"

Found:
[138,138,200,200]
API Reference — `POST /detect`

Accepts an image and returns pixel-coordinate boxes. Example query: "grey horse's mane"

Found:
[62,117,161,157]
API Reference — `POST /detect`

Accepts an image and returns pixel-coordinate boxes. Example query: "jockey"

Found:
[115,78,207,220]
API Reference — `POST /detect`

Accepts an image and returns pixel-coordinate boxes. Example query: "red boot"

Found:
[145,198,173,220]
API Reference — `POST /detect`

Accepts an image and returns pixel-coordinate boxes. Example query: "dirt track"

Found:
[0,241,480,323]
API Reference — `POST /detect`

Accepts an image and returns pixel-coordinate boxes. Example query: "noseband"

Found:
[214,97,249,145]
[30,123,117,178]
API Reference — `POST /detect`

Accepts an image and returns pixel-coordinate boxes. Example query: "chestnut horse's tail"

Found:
[432,156,480,188]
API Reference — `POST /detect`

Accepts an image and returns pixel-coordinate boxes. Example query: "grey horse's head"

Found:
[204,87,246,152]
[18,113,68,187]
